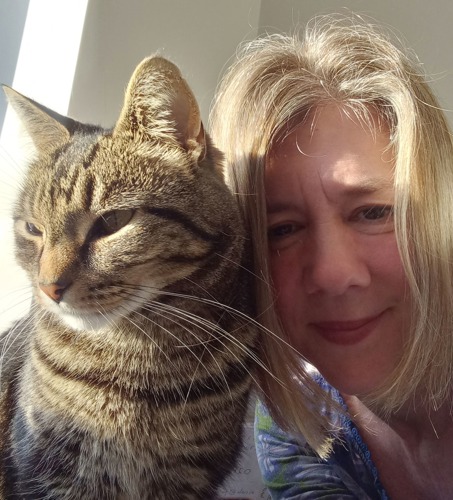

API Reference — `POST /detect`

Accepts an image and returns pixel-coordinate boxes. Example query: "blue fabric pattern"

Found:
[255,376,389,499]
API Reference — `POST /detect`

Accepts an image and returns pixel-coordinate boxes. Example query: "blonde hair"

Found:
[210,14,453,455]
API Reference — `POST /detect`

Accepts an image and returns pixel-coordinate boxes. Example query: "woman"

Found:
[210,15,453,499]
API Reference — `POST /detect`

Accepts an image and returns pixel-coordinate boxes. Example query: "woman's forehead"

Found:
[270,104,392,160]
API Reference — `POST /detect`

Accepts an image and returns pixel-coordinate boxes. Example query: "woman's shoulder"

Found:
[254,374,389,499]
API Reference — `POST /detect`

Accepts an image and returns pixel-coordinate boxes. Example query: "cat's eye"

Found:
[25,222,43,237]
[92,209,135,238]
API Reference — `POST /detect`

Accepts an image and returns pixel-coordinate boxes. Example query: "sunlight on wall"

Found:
[0,0,88,331]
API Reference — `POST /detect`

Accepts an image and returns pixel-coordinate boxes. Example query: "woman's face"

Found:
[265,104,410,397]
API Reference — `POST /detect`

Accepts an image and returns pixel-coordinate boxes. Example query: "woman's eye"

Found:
[267,223,300,241]
[92,209,135,238]
[25,222,43,236]
[358,205,394,221]
[352,205,394,233]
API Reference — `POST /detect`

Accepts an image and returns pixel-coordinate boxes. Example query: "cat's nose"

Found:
[39,281,69,303]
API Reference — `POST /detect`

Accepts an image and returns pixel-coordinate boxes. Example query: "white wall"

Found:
[69,0,261,126]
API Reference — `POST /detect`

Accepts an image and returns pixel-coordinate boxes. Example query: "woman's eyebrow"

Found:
[265,178,394,214]
[266,201,301,215]
[340,177,394,196]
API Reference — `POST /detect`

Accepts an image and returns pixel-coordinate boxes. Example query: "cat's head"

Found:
[4,56,244,332]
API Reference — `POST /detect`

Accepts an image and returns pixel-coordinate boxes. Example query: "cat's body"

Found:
[0,56,257,499]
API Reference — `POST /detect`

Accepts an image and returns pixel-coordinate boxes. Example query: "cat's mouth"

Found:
[39,291,151,332]
[56,304,142,332]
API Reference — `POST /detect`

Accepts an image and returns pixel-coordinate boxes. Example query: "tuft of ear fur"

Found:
[2,86,78,154]
[114,56,206,161]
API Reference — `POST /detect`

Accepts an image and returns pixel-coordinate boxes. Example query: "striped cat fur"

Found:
[0,56,258,499]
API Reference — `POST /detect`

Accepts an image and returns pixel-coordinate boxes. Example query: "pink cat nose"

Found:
[39,282,68,303]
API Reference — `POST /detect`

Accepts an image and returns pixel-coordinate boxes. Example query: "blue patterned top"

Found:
[254,377,390,499]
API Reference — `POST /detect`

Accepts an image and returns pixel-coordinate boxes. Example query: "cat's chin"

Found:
[58,311,117,332]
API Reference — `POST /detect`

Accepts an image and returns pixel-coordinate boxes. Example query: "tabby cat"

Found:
[0,56,258,499]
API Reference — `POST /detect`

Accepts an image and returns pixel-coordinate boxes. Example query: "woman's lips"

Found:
[310,313,384,346]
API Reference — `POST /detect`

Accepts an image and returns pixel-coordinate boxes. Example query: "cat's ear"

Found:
[2,85,77,153]
[114,56,205,161]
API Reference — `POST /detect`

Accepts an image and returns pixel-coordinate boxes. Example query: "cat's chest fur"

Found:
[0,56,257,499]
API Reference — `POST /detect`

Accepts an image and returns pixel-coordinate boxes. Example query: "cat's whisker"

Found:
[171,247,263,289]
[137,303,237,390]
[120,283,284,385]
[125,291,268,391]
[123,282,293,352]
[120,292,245,403]
[123,287,227,342]
[174,290,289,349]
[213,250,271,285]
[94,301,174,367]
[140,300,221,345]
[180,277,218,303]
[0,301,38,353]
[0,304,43,388]
[158,305,284,388]
[95,302,119,334]
[0,283,32,299]
[128,304,206,366]
[180,343,230,417]
[142,303,237,395]
[0,286,33,304]
[121,309,176,368]
[0,295,33,320]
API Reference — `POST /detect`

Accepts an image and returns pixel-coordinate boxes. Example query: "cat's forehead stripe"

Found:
[47,137,100,208]
[82,174,95,211]
[50,159,83,206]
[82,142,100,170]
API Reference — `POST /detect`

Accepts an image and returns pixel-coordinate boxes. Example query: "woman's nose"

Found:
[304,224,371,296]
